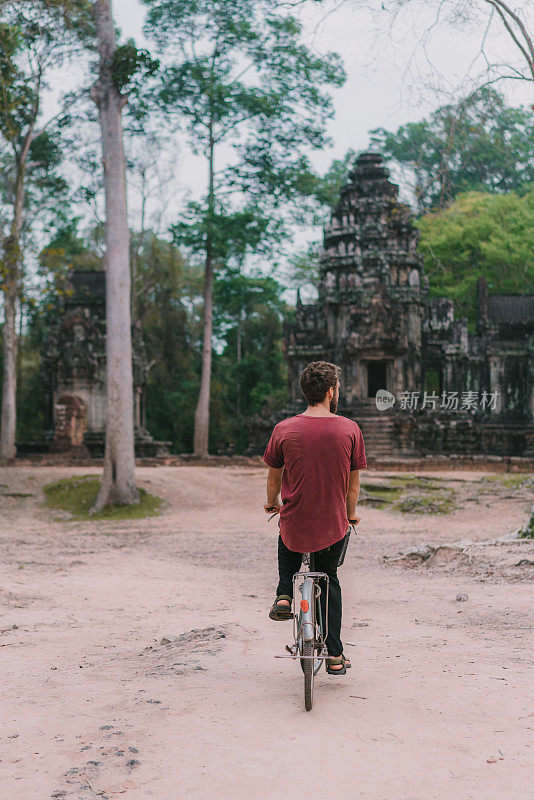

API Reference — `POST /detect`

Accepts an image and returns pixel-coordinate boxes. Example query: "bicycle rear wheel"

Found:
[302,639,314,711]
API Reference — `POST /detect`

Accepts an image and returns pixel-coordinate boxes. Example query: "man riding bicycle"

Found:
[263,361,366,675]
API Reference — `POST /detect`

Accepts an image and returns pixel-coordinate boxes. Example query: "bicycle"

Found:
[268,510,357,711]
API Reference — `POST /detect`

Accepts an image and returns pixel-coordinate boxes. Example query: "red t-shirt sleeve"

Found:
[351,425,367,470]
[263,427,285,468]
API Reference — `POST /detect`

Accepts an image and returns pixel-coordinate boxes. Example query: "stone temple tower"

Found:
[285,151,426,415]
[248,151,533,458]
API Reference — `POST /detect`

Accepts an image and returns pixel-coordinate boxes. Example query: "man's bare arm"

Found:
[265,466,284,513]
[346,469,361,522]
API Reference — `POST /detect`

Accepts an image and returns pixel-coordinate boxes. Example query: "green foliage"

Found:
[287,245,322,293]
[20,228,293,455]
[417,190,534,325]
[212,271,288,449]
[133,235,289,453]
[28,130,62,169]
[40,219,102,270]
[0,1,91,290]
[37,219,101,314]
[140,0,345,453]
[370,88,534,211]
[133,232,203,453]
[170,205,275,264]
[0,1,93,140]
[111,39,160,94]
[43,475,162,520]
[311,148,357,212]
[143,0,345,264]
[15,316,46,443]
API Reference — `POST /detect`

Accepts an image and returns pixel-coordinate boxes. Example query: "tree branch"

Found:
[485,0,534,81]
[485,0,534,65]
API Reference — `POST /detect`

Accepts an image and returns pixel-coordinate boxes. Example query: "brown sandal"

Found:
[326,654,351,675]
[269,595,293,621]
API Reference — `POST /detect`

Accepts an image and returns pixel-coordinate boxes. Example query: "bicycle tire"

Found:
[302,639,314,711]
[298,620,310,674]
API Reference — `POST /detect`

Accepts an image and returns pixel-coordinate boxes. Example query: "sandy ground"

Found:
[1,464,533,800]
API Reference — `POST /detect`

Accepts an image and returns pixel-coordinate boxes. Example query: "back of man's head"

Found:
[300,361,340,406]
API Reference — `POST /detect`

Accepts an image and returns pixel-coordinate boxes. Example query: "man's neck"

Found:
[301,403,334,418]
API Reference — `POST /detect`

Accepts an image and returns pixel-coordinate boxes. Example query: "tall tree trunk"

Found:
[236,315,242,418]
[193,252,213,457]
[0,148,30,461]
[193,120,215,457]
[0,285,18,461]
[91,0,138,510]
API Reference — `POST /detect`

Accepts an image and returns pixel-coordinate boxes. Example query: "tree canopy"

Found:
[142,0,345,454]
[417,189,534,325]
[370,88,534,212]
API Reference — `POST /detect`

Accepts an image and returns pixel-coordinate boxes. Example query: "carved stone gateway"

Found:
[43,270,169,458]
[249,152,534,459]
[51,395,88,454]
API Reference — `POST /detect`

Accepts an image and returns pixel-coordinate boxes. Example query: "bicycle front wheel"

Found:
[302,639,314,711]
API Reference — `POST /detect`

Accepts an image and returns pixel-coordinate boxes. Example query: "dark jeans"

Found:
[276,534,345,658]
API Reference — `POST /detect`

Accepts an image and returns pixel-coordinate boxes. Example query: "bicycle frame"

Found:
[271,523,357,709]
[292,554,330,673]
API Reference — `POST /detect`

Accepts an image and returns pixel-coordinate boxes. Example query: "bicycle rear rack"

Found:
[292,570,329,647]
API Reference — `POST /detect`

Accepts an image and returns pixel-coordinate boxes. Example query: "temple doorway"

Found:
[52,394,88,453]
[367,360,388,397]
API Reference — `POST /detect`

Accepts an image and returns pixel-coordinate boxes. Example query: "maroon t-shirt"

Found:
[263,414,367,553]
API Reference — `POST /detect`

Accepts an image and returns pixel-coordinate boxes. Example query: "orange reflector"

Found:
[300,599,309,613]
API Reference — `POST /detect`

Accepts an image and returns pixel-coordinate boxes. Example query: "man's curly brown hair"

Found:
[299,361,340,406]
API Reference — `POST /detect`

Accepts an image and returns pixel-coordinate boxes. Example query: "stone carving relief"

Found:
[408,269,420,287]
[51,395,88,453]
[46,312,102,383]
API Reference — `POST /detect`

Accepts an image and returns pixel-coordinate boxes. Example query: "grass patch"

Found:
[479,475,534,492]
[359,476,457,515]
[388,476,449,491]
[394,493,456,515]
[360,482,403,507]
[43,475,162,521]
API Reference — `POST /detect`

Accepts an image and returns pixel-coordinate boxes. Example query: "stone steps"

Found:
[353,411,399,458]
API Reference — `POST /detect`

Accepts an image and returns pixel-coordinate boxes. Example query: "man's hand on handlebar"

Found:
[264,501,281,515]
[348,515,361,526]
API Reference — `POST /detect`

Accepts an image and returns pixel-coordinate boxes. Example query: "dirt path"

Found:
[1,465,533,799]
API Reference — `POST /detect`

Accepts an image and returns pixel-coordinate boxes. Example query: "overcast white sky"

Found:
[110,0,532,192]
[43,0,532,290]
